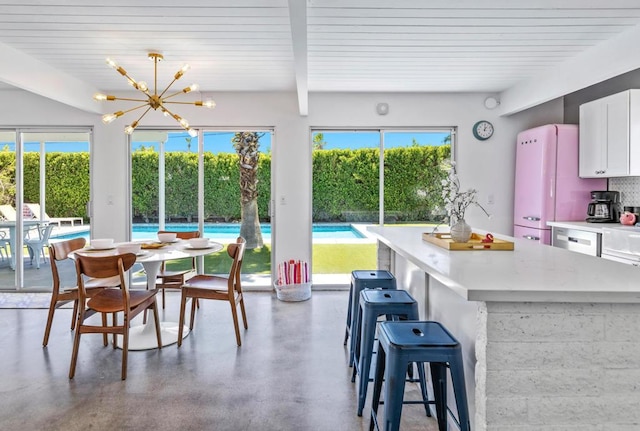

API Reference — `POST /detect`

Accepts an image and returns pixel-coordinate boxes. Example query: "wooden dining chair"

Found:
[155,230,200,308]
[43,237,121,347]
[69,253,162,380]
[178,237,247,346]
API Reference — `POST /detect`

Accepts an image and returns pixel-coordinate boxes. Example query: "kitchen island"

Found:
[368,225,640,431]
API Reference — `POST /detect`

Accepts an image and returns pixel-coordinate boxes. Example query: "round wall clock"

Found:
[472,120,494,141]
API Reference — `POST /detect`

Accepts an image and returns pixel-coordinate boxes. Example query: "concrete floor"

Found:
[0,291,440,431]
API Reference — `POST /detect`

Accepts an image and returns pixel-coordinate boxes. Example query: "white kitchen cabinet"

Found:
[578,89,640,178]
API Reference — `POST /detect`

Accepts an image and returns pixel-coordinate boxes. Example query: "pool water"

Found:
[55,223,366,241]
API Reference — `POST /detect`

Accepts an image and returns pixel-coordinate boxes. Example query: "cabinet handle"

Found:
[523,216,541,221]
[523,235,540,241]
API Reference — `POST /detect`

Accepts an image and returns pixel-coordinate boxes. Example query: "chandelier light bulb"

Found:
[188,128,198,138]
[93,93,108,101]
[124,125,135,135]
[102,112,122,124]
[183,83,199,93]
[138,81,148,92]
[106,58,118,69]
[179,118,189,129]
[200,99,216,109]
[174,64,190,80]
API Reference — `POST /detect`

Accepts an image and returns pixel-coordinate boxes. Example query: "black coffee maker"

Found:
[586,190,621,223]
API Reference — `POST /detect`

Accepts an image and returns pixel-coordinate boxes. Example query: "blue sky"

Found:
[2,130,449,153]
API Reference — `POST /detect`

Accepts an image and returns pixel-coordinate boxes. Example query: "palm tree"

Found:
[232,132,264,249]
[313,133,326,150]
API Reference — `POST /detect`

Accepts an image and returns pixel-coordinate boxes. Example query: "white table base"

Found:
[116,321,190,350]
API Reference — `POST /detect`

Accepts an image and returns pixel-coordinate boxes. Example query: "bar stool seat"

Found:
[370,321,471,431]
[344,270,396,367]
[353,289,429,417]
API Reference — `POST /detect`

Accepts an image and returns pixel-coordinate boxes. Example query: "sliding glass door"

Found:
[0,129,91,290]
[130,129,273,285]
[311,128,453,284]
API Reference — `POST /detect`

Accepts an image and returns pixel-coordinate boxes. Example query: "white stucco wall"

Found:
[0,89,564,280]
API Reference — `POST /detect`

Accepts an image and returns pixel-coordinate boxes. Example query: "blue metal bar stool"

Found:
[369,321,471,431]
[344,270,396,367]
[353,289,429,417]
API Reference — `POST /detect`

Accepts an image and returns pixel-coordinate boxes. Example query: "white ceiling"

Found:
[1,0,640,115]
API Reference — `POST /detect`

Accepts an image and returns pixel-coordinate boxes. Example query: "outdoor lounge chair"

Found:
[24,203,84,227]
[0,204,16,221]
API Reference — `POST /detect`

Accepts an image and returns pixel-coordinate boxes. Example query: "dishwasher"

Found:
[551,227,601,257]
[601,227,640,266]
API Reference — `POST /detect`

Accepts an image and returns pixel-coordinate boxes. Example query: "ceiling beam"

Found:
[288,0,308,116]
[500,23,640,115]
[0,41,102,114]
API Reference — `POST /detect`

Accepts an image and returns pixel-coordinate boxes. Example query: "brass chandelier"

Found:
[93,52,215,137]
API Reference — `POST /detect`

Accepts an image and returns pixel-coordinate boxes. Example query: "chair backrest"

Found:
[40,223,55,242]
[158,230,200,239]
[227,237,246,293]
[75,253,137,302]
[49,237,86,293]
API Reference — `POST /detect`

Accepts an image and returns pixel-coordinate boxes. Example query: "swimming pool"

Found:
[54,223,367,241]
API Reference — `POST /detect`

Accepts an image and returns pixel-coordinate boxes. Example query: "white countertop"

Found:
[368,225,640,303]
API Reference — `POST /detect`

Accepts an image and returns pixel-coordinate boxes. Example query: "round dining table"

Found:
[74,239,223,350]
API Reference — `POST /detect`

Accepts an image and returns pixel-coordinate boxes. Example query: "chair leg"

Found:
[69,310,84,379]
[121,325,129,381]
[101,313,108,346]
[238,294,248,329]
[151,301,162,349]
[178,293,188,347]
[111,313,117,348]
[42,297,58,347]
[189,296,197,330]
[70,300,79,330]
[229,299,242,346]
[162,288,166,309]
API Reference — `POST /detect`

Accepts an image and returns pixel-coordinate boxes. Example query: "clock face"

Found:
[473,121,494,140]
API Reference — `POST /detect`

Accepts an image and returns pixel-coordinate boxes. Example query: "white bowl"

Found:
[157,232,177,243]
[90,238,114,249]
[116,242,142,255]
[188,238,210,248]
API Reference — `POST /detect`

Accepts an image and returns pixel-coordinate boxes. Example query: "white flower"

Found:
[439,160,490,224]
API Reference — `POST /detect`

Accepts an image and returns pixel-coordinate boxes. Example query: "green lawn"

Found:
[163,242,377,275]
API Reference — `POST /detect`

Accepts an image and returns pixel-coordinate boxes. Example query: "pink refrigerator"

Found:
[513,124,606,245]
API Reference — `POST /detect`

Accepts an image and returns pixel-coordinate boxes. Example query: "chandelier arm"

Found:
[158,78,180,99]
[162,90,188,100]
[160,105,190,131]
[107,96,149,103]
[131,106,153,126]
[118,103,154,116]
[162,101,204,105]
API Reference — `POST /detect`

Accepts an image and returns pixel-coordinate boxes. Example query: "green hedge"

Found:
[0,151,90,218]
[0,145,449,223]
[312,145,450,222]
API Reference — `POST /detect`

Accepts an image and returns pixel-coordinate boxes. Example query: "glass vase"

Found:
[450,219,472,243]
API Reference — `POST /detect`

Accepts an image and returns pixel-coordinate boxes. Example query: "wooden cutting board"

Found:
[422,232,514,251]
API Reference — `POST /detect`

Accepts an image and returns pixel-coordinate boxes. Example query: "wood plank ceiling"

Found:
[0,0,639,114]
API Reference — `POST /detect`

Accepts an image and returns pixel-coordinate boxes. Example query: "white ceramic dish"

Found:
[184,242,213,250]
[89,238,114,249]
[157,232,178,243]
[188,238,210,248]
[116,242,142,254]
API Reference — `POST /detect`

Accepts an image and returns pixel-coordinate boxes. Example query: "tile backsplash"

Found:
[609,177,640,205]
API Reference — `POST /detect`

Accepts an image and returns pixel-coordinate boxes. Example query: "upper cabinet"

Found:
[579,90,634,178]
